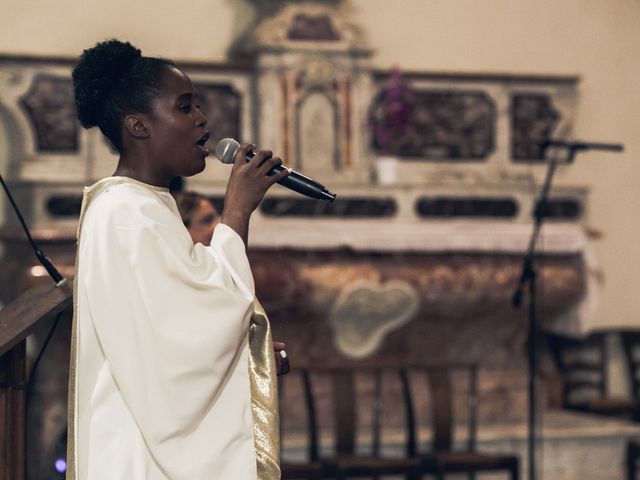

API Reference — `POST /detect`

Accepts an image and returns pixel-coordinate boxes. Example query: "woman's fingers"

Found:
[245,148,272,168]
[260,157,290,185]
[273,341,290,376]
[235,146,290,184]
[247,151,290,186]
[234,143,255,166]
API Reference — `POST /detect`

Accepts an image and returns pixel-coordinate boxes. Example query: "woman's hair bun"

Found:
[72,39,142,128]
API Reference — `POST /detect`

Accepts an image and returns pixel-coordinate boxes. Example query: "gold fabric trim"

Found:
[250,301,281,479]
[67,177,281,479]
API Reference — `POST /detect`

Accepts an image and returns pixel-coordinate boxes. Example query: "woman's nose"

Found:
[195,107,207,126]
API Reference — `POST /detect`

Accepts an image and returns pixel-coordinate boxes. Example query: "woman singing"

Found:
[68,39,287,479]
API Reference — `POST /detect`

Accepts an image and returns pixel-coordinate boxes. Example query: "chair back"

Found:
[427,367,454,451]
[281,365,421,460]
[620,330,640,401]
[545,331,608,408]
[403,364,479,453]
[332,369,357,455]
[278,368,320,462]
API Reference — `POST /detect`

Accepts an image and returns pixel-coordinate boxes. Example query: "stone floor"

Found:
[281,409,640,479]
[473,410,640,479]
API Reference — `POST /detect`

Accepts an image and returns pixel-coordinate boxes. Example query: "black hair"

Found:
[72,39,175,153]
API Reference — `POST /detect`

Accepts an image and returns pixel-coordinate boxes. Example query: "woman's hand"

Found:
[273,341,290,376]
[221,143,289,245]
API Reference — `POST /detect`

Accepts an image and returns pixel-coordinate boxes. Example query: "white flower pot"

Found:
[374,155,398,185]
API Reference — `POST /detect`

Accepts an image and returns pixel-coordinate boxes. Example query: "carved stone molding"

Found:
[370,88,496,160]
[234,1,370,55]
[511,93,561,161]
[251,249,588,367]
[19,75,78,152]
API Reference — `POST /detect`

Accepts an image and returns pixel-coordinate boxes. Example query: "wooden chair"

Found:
[621,330,640,415]
[546,331,637,419]
[280,366,422,479]
[279,364,520,480]
[627,440,640,480]
[280,370,326,479]
[548,330,640,480]
[619,330,640,480]
[406,364,520,480]
[323,368,422,479]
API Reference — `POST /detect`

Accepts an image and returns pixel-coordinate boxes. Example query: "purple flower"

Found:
[369,66,414,155]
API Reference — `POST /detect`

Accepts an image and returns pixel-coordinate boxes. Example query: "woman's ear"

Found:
[124,114,150,139]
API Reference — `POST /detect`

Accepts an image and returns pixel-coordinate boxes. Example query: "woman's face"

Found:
[188,199,219,245]
[145,67,210,179]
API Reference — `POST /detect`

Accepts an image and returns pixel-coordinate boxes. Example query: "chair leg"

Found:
[628,442,637,480]
[512,461,520,480]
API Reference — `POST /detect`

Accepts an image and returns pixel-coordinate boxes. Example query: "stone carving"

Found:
[511,94,560,161]
[296,90,339,171]
[296,58,338,88]
[248,0,342,17]
[329,279,420,358]
[235,1,369,54]
[0,69,22,86]
[19,75,78,152]
[290,59,344,172]
[371,89,495,159]
[193,83,241,146]
[287,13,340,41]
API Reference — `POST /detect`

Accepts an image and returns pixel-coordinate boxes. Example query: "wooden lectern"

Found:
[0,279,72,480]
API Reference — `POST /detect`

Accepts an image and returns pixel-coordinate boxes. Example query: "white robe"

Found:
[70,179,266,479]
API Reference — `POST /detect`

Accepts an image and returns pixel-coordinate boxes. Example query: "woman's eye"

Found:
[179,105,191,113]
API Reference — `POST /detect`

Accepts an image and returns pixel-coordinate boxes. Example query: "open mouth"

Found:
[196,132,210,155]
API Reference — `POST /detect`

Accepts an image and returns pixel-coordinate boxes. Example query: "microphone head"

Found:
[214,138,241,164]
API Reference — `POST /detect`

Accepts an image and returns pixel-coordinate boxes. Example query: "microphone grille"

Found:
[214,138,241,164]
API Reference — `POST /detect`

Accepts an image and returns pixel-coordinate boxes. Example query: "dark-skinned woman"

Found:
[68,39,287,480]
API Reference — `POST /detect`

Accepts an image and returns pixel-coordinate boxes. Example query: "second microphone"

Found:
[214,138,336,203]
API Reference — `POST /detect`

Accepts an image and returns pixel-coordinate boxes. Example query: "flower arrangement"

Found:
[368,66,414,156]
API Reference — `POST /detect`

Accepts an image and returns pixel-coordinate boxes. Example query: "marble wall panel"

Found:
[19,75,78,153]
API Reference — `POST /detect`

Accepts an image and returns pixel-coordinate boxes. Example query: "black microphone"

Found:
[541,139,624,152]
[215,138,336,202]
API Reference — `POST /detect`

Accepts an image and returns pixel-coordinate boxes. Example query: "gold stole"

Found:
[66,177,280,479]
[249,301,281,479]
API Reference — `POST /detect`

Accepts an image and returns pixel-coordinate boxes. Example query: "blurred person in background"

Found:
[172,190,220,246]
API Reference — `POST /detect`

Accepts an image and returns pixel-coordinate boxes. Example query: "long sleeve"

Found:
[75,182,259,479]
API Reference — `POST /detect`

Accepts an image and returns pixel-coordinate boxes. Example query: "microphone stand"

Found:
[512,140,623,480]
[0,174,65,286]
[0,172,67,377]
[512,154,560,480]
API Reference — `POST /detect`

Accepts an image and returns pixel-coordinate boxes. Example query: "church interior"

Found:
[1,0,640,479]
